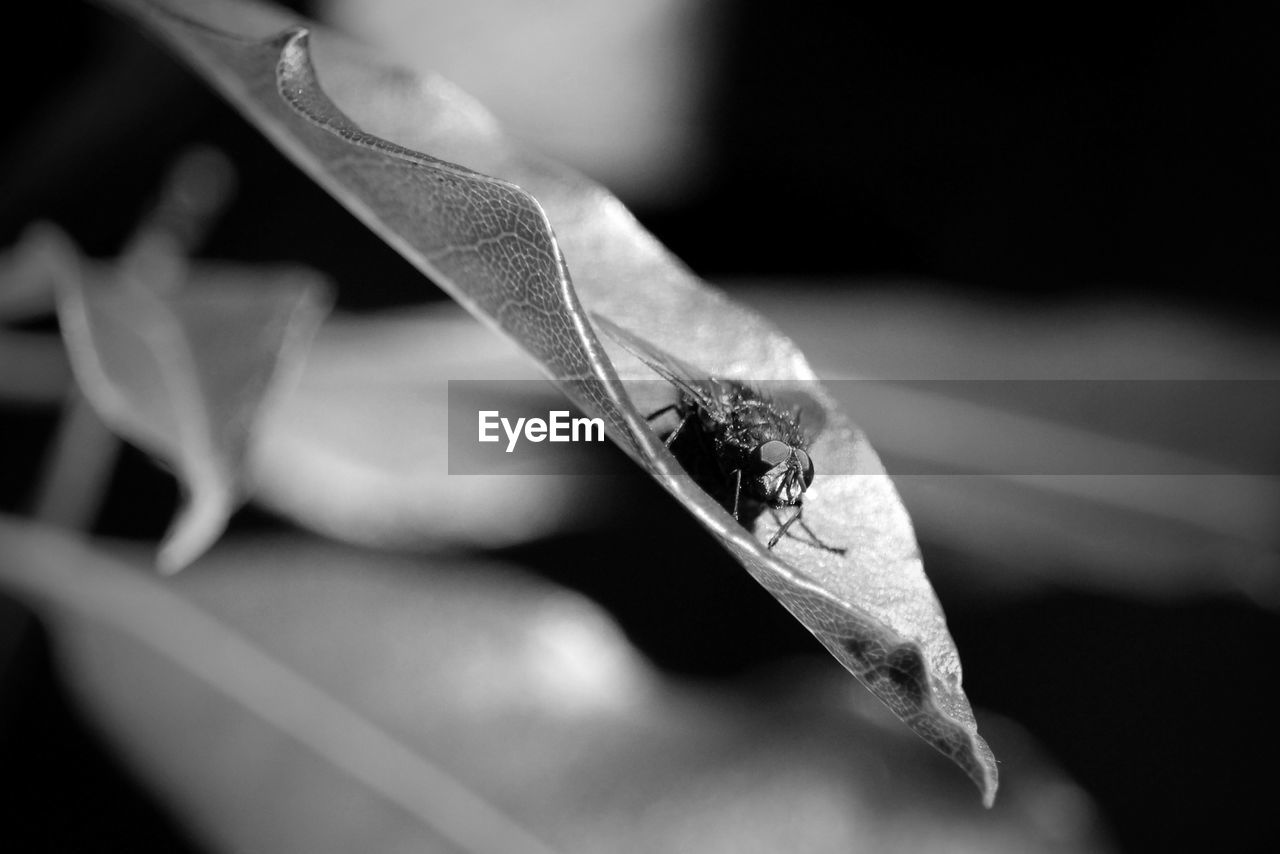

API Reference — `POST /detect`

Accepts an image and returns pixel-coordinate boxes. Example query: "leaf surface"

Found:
[104,0,997,800]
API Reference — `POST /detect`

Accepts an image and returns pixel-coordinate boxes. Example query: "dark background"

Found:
[2,2,1277,852]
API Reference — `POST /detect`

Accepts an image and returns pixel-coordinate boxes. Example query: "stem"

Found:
[29,387,121,530]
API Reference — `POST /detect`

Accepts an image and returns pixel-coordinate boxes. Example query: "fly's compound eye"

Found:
[753,440,793,473]
[795,449,815,488]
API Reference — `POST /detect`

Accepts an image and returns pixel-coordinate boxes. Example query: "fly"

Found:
[594,315,845,555]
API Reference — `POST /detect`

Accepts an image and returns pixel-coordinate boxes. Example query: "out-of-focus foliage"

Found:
[48,222,329,571]
[319,0,717,207]
[0,522,1113,853]
[251,304,619,548]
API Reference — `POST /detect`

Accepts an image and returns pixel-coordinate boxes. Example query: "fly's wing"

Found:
[592,314,731,420]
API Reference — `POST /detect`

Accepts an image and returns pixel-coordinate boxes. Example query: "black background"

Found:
[2,2,1277,852]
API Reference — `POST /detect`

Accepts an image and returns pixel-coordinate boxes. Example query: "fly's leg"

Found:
[643,403,692,449]
[730,469,742,520]
[772,509,824,549]
[767,506,803,549]
[767,506,846,554]
[663,412,693,449]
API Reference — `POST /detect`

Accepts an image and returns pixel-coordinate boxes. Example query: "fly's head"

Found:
[749,439,815,506]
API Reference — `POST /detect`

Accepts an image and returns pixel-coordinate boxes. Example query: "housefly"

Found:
[594,315,845,555]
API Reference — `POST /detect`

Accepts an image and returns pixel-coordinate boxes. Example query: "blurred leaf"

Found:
[103,0,997,800]
[0,521,1114,853]
[50,222,330,571]
[251,303,619,548]
[323,0,716,205]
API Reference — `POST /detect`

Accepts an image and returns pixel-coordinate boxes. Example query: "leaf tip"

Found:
[155,485,232,574]
[977,740,1000,808]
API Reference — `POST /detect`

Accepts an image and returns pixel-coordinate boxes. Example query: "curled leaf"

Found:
[107,0,996,800]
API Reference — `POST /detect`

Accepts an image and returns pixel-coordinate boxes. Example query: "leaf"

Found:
[250,303,621,548]
[103,0,997,801]
[49,222,330,571]
[0,522,1114,852]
